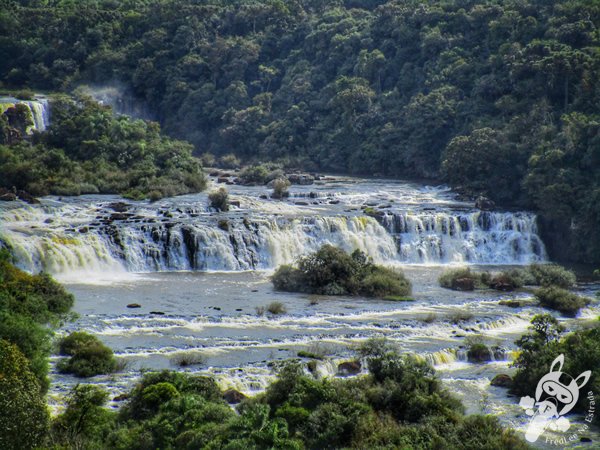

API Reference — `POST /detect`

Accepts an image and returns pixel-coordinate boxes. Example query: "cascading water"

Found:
[0,96,50,132]
[0,178,547,275]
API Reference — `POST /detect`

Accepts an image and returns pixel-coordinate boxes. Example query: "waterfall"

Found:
[0,193,547,276]
[0,96,50,133]
[378,211,545,264]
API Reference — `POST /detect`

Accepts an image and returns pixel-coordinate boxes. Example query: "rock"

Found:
[149,311,165,315]
[467,345,492,363]
[108,202,130,213]
[307,360,318,373]
[78,227,89,233]
[475,196,495,211]
[338,360,362,376]
[223,389,247,404]
[127,303,141,308]
[209,171,220,177]
[491,281,514,291]
[113,393,129,402]
[329,200,340,204]
[217,220,229,231]
[16,190,39,204]
[499,300,522,308]
[235,308,242,311]
[580,437,592,443]
[217,177,229,183]
[230,200,241,207]
[259,194,268,199]
[295,201,309,206]
[491,374,513,388]
[0,193,17,201]
[287,173,315,185]
[110,212,132,221]
[451,277,475,291]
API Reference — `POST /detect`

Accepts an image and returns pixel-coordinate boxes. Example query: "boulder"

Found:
[108,202,130,213]
[490,374,513,388]
[451,278,475,291]
[287,173,315,185]
[0,193,17,201]
[475,196,495,211]
[16,190,39,204]
[127,303,141,308]
[113,393,129,402]
[338,360,362,376]
[223,389,247,404]
[217,177,229,183]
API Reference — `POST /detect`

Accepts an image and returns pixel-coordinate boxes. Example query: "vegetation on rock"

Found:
[57,331,117,378]
[272,245,411,298]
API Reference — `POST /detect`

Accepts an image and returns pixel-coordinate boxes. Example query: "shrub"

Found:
[267,301,286,315]
[57,331,117,377]
[360,267,411,298]
[465,336,492,363]
[14,89,35,100]
[528,264,576,288]
[171,352,205,367]
[438,267,485,291]
[534,286,590,316]
[208,187,229,212]
[219,153,241,169]
[489,269,526,291]
[271,178,291,199]
[239,164,269,184]
[272,245,411,299]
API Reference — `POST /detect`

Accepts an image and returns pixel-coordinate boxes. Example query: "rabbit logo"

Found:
[519,354,591,443]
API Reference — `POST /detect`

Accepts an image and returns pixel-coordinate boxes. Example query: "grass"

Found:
[170,352,205,367]
[267,301,287,315]
[383,295,414,301]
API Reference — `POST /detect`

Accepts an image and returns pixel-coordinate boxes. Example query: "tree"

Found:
[0,340,49,450]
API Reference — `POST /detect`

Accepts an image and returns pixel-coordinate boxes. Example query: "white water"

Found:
[0,177,546,276]
[0,96,50,133]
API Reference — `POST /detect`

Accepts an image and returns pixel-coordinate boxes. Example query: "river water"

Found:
[1,176,598,447]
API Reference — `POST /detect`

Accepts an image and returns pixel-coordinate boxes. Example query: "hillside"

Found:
[1,0,599,262]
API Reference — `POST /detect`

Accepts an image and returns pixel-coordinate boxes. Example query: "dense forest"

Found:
[1,0,599,262]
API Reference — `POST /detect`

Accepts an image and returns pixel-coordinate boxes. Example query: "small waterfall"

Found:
[379,211,545,264]
[0,96,50,133]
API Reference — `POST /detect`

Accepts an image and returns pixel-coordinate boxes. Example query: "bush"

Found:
[267,301,286,315]
[271,178,290,199]
[465,336,492,363]
[438,267,486,291]
[57,331,117,377]
[272,245,411,298]
[239,164,269,184]
[219,153,241,169]
[528,264,576,288]
[208,187,229,212]
[534,286,590,316]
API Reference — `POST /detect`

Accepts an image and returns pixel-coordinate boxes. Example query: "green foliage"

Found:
[266,301,286,315]
[271,177,290,199]
[57,331,117,377]
[438,267,487,291]
[0,96,206,199]
[208,187,230,212]
[52,385,115,449]
[465,335,492,363]
[528,264,577,288]
[1,0,600,261]
[0,255,74,390]
[0,340,49,450]
[534,286,591,316]
[272,245,411,298]
[512,314,600,414]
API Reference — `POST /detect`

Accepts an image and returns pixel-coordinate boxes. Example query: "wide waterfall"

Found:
[0,96,50,133]
[0,178,546,276]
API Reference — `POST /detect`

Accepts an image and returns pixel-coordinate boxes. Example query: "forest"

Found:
[1,0,599,262]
